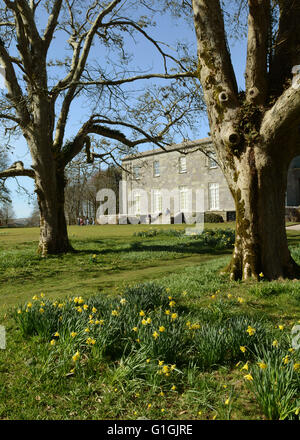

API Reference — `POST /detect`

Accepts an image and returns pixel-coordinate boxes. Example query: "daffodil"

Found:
[246,326,256,336]
[293,363,300,371]
[153,331,159,340]
[258,361,267,369]
[165,309,170,315]
[244,374,253,381]
[278,324,284,331]
[132,327,138,332]
[139,310,145,316]
[225,398,230,405]
[120,298,126,305]
[92,306,97,313]
[283,355,289,365]
[32,295,38,301]
[71,332,77,338]
[272,339,279,347]
[39,308,44,313]
[171,313,178,320]
[111,310,119,316]
[259,272,264,278]
[171,385,176,391]
[50,339,56,346]
[54,332,59,337]
[237,297,244,303]
[162,365,169,374]
[72,351,80,362]
[159,326,165,332]
[169,300,176,307]
[27,302,32,308]
[241,362,249,371]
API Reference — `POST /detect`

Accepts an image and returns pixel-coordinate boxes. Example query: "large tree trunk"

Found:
[222,145,300,280]
[36,170,73,256]
[192,0,300,280]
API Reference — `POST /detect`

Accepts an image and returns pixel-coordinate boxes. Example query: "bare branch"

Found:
[0,162,35,179]
[261,85,300,143]
[101,19,190,73]
[43,0,63,52]
[52,71,196,94]
[0,41,31,127]
[269,0,300,97]
[53,0,123,151]
[245,0,270,104]
[192,0,239,99]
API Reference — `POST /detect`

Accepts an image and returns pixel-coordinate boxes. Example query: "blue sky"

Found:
[2,6,247,218]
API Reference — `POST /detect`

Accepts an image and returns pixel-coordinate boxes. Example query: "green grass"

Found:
[0,223,300,420]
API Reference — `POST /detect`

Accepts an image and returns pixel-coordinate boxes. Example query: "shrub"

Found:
[204,213,224,223]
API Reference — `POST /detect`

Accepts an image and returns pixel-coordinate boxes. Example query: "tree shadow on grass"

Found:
[73,241,234,257]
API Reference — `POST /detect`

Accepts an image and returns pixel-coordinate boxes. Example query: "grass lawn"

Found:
[0,223,300,420]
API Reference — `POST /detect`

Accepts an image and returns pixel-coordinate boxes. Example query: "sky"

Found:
[1,3,247,219]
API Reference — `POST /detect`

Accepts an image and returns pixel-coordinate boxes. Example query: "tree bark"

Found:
[192,0,300,280]
[36,169,73,256]
[222,144,300,280]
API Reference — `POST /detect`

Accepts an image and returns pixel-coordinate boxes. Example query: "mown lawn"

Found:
[0,224,299,420]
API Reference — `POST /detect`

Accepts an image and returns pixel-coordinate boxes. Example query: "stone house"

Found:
[120,138,235,223]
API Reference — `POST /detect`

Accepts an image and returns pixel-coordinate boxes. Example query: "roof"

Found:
[122,137,212,162]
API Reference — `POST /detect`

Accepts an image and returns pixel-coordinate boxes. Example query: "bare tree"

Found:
[0,200,14,225]
[0,0,198,255]
[191,0,300,280]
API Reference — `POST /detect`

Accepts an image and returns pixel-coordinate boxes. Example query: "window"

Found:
[133,165,140,179]
[179,186,189,212]
[208,183,220,210]
[133,192,141,214]
[179,156,187,173]
[153,160,160,177]
[208,152,218,169]
[153,190,162,213]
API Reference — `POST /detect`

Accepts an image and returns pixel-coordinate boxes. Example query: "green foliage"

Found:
[246,344,300,420]
[204,213,224,223]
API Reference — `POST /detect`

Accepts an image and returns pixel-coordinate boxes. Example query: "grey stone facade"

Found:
[120,138,235,223]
